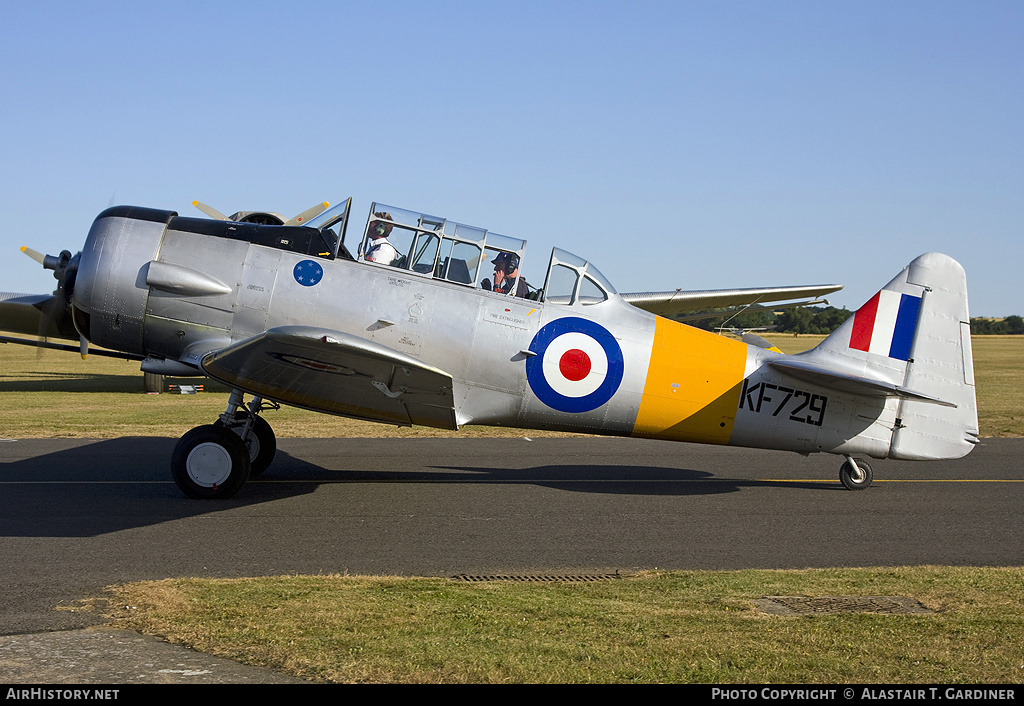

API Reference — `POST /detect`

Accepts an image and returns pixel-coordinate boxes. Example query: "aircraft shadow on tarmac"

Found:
[423,464,834,497]
[0,437,837,538]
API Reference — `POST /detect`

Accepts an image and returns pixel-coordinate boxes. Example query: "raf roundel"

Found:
[526,317,624,413]
[293,259,324,287]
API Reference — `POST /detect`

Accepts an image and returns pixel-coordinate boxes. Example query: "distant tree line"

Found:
[773,306,852,334]
[689,306,852,335]
[689,308,1023,335]
[969,315,1024,335]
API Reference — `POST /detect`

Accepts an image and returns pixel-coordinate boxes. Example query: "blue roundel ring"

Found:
[293,259,324,287]
[526,317,624,413]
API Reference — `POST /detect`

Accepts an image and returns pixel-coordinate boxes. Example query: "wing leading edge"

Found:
[200,326,458,429]
[620,284,843,318]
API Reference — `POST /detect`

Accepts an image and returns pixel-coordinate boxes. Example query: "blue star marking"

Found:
[293,260,324,287]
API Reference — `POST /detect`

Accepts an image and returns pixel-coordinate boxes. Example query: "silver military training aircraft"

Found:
[0,196,978,498]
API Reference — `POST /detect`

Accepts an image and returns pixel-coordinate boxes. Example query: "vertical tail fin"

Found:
[787,253,978,460]
[887,253,978,459]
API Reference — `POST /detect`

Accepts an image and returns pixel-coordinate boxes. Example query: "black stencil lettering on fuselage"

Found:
[738,379,827,427]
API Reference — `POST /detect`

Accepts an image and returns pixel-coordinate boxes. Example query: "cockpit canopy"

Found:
[354,202,530,289]
[542,248,617,306]
[302,199,616,307]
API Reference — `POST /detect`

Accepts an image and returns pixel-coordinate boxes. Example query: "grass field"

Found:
[1,334,1020,438]
[94,567,1024,684]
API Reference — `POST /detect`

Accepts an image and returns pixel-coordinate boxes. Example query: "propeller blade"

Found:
[20,246,46,265]
[23,247,73,274]
[284,202,329,226]
[35,294,58,358]
[193,201,229,220]
[80,336,89,359]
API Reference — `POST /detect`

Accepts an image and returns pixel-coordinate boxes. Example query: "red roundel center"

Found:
[558,349,592,381]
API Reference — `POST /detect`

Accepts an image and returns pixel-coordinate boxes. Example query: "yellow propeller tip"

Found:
[192,200,199,206]
[20,246,27,252]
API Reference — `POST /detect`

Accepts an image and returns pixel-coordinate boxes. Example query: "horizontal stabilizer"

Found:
[768,357,955,407]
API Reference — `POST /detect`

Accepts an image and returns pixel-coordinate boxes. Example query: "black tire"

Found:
[171,425,251,498]
[143,372,164,393]
[839,458,873,491]
[215,412,276,477]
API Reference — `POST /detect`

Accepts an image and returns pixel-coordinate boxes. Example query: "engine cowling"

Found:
[71,206,177,355]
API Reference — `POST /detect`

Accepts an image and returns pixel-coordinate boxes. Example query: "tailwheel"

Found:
[839,456,873,491]
[215,411,277,477]
[172,424,251,498]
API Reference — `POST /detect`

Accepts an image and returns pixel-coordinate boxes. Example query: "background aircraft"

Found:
[1,197,976,498]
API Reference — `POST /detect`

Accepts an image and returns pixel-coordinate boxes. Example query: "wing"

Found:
[0,292,73,339]
[200,326,458,430]
[0,291,105,359]
[619,284,843,318]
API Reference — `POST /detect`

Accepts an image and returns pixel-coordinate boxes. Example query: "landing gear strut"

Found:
[839,455,873,491]
[215,407,277,477]
[171,390,277,498]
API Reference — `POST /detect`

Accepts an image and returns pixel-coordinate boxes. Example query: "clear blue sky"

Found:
[1,1,1020,315]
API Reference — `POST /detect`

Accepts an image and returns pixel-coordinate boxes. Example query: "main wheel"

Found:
[171,425,251,498]
[143,372,164,393]
[839,458,873,491]
[215,412,276,477]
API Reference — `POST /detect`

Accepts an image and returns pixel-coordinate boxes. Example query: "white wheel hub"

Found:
[186,442,234,487]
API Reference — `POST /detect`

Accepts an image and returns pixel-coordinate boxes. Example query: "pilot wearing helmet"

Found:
[364,212,398,265]
[483,252,529,297]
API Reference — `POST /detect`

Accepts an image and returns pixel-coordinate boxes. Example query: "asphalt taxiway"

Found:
[1,436,1021,681]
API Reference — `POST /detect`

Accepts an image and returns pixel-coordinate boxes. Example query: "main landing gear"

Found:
[839,455,873,491]
[171,390,278,499]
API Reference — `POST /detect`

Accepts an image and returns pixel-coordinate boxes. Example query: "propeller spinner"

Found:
[19,245,87,357]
